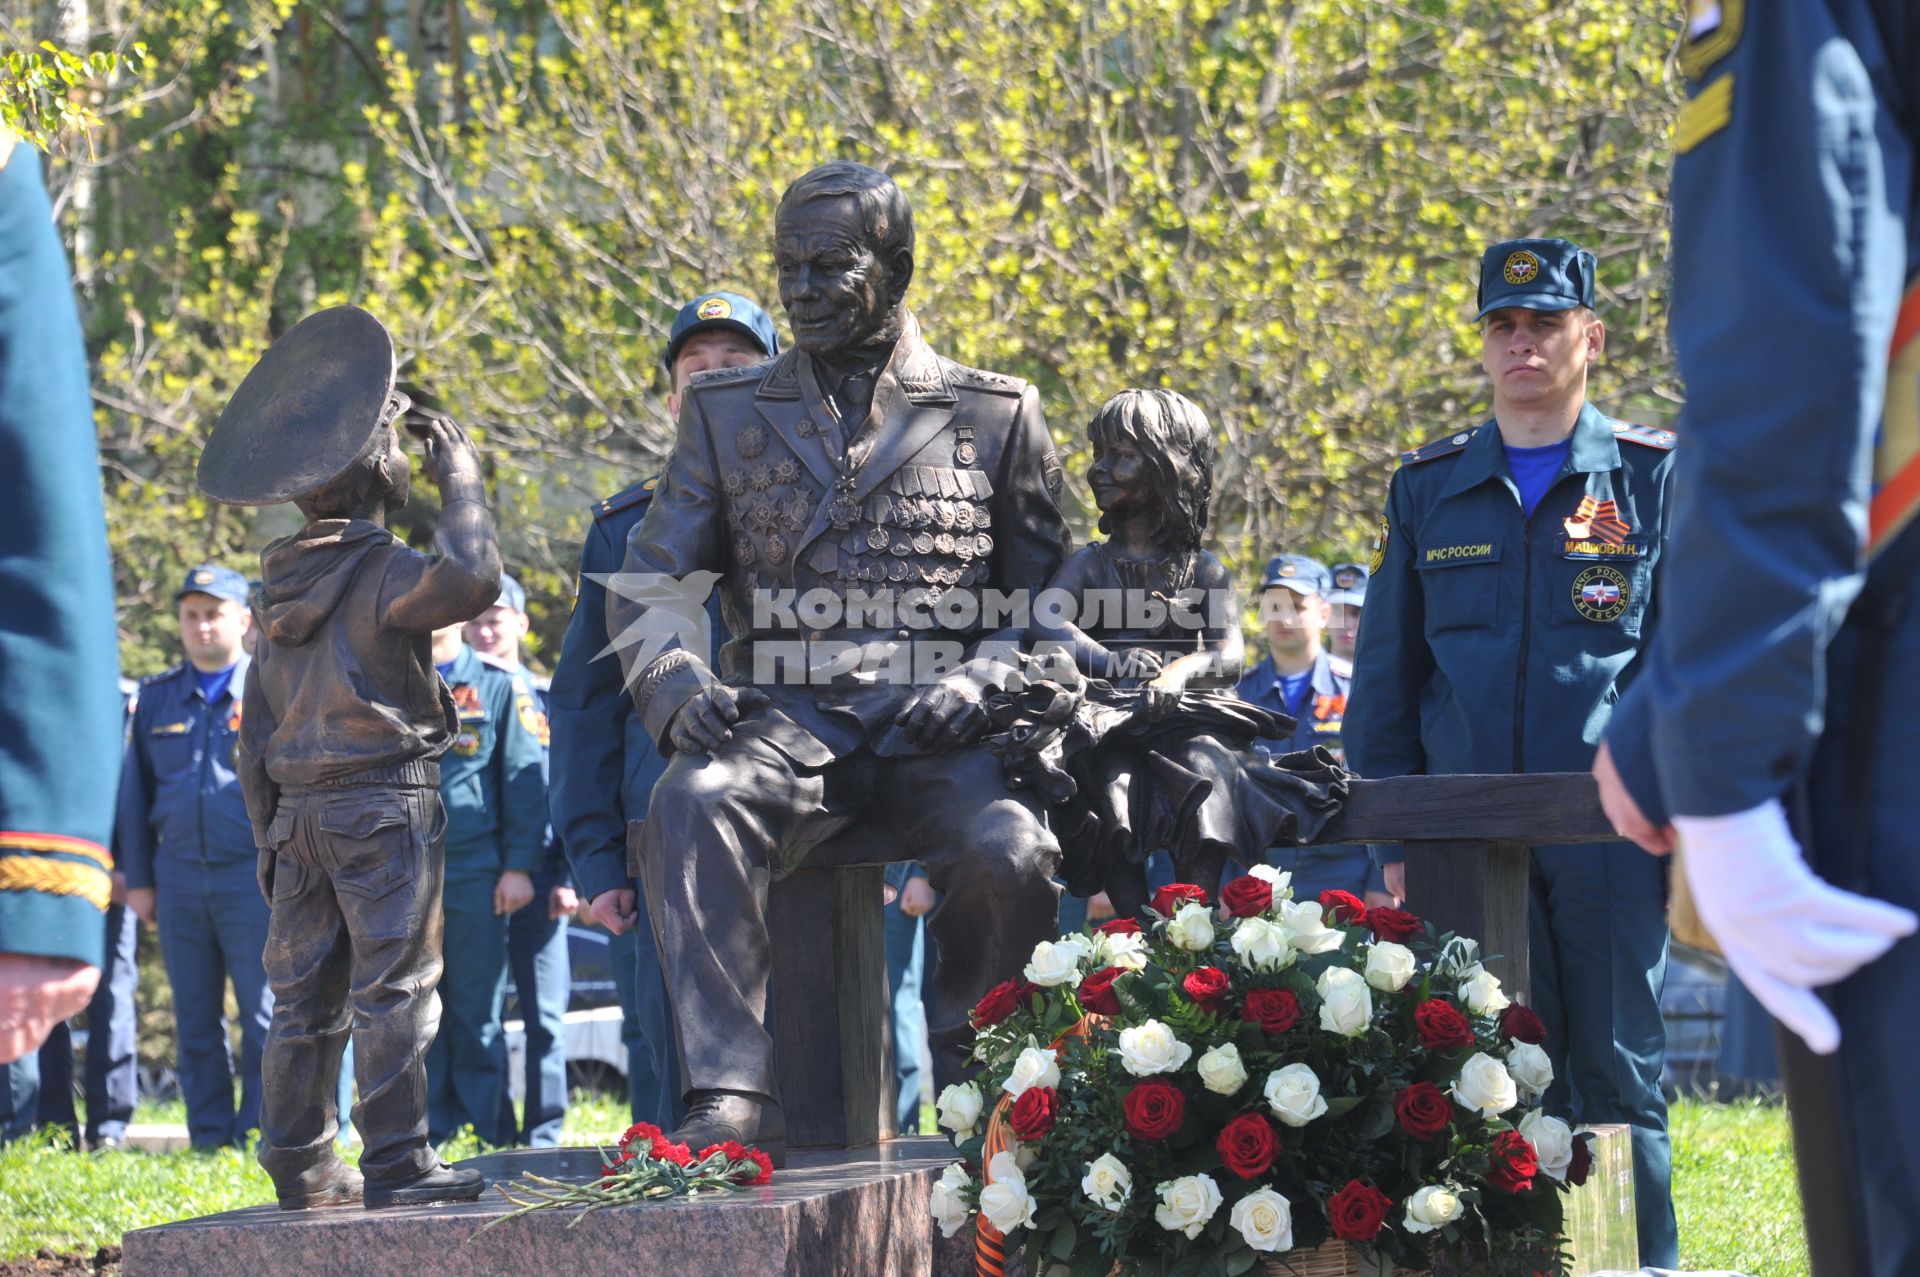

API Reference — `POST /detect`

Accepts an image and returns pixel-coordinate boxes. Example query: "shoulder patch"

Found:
[1611,421,1677,451]
[591,478,658,521]
[1399,426,1482,466]
[138,664,189,688]
[942,361,1028,397]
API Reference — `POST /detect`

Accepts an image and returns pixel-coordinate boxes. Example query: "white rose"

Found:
[1196,1043,1249,1095]
[1002,1044,1061,1098]
[977,1150,1037,1234]
[1363,941,1416,993]
[1316,965,1374,1037]
[1506,1042,1554,1101]
[1520,1109,1575,1181]
[1279,900,1345,955]
[1153,1173,1223,1239]
[1229,916,1295,971]
[1116,1019,1194,1077]
[1055,931,1096,966]
[1247,864,1293,897]
[1457,965,1510,1015]
[1263,1062,1329,1127]
[1403,1184,1463,1234]
[1450,1051,1518,1117]
[1080,1152,1133,1212]
[1229,1186,1295,1252]
[929,1162,974,1238]
[1092,927,1149,972]
[936,1081,984,1140]
[1166,900,1216,951]
[1023,939,1085,988]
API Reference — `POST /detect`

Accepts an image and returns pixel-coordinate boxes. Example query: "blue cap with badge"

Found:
[1327,561,1369,608]
[663,292,781,374]
[1259,554,1332,596]
[494,572,526,614]
[175,563,251,606]
[1475,237,1597,320]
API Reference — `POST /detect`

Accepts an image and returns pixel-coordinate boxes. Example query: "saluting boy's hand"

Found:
[412,409,484,487]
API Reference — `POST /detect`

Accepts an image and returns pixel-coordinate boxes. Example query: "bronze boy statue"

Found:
[198,306,502,1209]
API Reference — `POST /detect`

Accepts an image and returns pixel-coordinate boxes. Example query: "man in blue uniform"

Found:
[1594,6,1920,1272]
[464,572,575,1147]
[1345,238,1679,1266]
[550,289,778,1126]
[423,621,547,1147]
[119,564,273,1148]
[1234,554,1384,901]
[0,134,121,1069]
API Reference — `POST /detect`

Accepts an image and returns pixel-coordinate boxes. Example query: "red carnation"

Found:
[1393,1081,1453,1140]
[1241,987,1302,1034]
[1487,1130,1538,1194]
[651,1137,695,1167]
[1219,875,1274,918]
[619,1121,662,1154]
[1328,1179,1394,1242]
[1152,883,1210,916]
[1216,1112,1281,1179]
[1182,966,1231,1012]
[698,1139,748,1163]
[1079,965,1126,1015]
[1094,917,1143,936]
[1123,1079,1185,1141]
[1319,889,1368,926]
[1414,998,1477,1052]
[1567,1132,1594,1187]
[1010,1086,1059,1140]
[1369,907,1423,943]
[972,978,1024,1028]
[1499,1004,1548,1046]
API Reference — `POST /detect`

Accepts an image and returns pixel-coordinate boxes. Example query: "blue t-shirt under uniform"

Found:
[1504,438,1572,517]
[194,663,237,704]
[1278,669,1313,718]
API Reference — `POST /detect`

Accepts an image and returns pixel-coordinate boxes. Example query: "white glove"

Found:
[1675,798,1917,1054]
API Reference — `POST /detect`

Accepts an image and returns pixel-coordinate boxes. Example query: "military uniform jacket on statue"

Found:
[615,311,1071,760]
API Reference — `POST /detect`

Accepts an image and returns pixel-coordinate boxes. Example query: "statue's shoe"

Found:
[363,1161,485,1209]
[668,1090,788,1169]
[276,1163,364,1211]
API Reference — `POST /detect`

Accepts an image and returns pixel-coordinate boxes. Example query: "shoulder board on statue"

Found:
[943,362,1028,397]
[1611,421,1677,451]
[590,477,659,522]
[1399,426,1483,466]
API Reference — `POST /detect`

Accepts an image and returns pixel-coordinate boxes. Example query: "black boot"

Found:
[667,1090,788,1168]
[276,1160,364,1210]
[363,1160,485,1209]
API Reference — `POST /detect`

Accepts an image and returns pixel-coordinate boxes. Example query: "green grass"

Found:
[0,1095,1805,1268]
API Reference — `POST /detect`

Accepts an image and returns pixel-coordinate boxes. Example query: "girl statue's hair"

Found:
[1089,388,1215,552]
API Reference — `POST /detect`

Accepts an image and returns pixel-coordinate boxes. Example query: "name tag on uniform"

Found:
[1562,537,1647,562]
[1417,542,1499,567]
[151,720,190,736]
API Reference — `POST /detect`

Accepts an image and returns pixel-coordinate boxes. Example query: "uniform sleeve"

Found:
[549,518,637,904]
[1638,6,1911,817]
[1603,454,1679,825]
[495,674,550,875]
[116,703,157,892]
[992,385,1073,599]
[1345,469,1433,780]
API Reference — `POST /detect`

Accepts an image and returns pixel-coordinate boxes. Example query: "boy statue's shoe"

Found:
[276,1163,364,1210]
[667,1090,788,1169]
[363,1161,485,1209]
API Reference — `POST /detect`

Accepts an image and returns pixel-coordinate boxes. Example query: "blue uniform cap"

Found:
[175,563,251,607]
[1326,561,1368,608]
[663,292,780,374]
[1260,554,1331,596]
[1475,237,1597,320]
[494,571,526,614]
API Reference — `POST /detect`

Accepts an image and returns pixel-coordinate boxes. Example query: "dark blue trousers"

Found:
[606,889,684,1129]
[156,875,272,1148]
[0,1052,37,1142]
[425,874,509,1146]
[36,902,139,1142]
[500,869,569,1146]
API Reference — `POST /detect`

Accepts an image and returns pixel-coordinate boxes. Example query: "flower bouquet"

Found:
[929,870,1592,1277]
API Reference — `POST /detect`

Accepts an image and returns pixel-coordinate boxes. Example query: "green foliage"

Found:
[0,40,140,152]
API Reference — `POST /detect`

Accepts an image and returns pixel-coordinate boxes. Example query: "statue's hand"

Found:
[668,682,771,755]
[412,409,484,487]
[896,675,989,750]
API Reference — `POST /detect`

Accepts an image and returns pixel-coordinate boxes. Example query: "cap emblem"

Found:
[1277,561,1296,577]
[1503,251,1541,286]
[697,297,733,320]
[192,570,214,585]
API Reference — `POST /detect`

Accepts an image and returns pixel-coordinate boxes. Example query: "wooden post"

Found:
[1402,840,1532,993]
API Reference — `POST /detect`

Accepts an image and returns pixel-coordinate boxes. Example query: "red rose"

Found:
[1182,966,1231,1011]
[1079,966,1126,1015]
[1567,1132,1594,1187]
[1010,1086,1059,1140]
[1369,907,1423,943]
[1487,1130,1538,1194]
[1241,987,1302,1034]
[1414,999,1477,1052]
[1123,1078,1185,1141]
[1318,889,1368,926]
[1152,883,1210,915]
[1328,1179,1394,1242]
[1095,917,1143,936]
[1215,1112,1281,1179]
[971,978,1023,1028]
[1498,1004,1548,1046]
[1219,875,1274,917]
[1393,1081,1453,1141]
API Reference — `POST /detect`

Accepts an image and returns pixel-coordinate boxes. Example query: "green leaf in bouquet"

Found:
[1322,1094,1365,1120]
[1051,1216,1081,1259]
[1354,1095,1398,1142]
[1224,1248,1259,1276]
[1071,1248,1115,1277]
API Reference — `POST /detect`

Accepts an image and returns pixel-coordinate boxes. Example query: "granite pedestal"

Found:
[122,1137,957,1277]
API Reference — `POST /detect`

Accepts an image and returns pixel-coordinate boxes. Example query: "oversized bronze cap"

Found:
[198,305,397,506]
